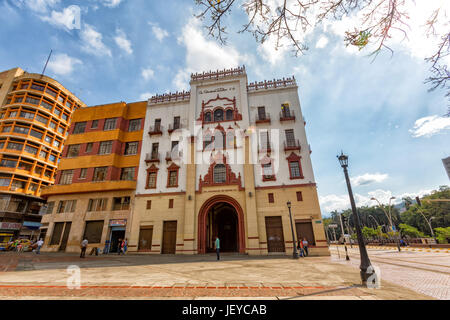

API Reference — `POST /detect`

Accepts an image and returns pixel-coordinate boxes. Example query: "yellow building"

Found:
[0,67,85,240]
[40,101,146,253]
[130,67,329,256]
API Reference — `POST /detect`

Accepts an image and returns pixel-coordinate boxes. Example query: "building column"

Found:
[182,136,197,254]
[243,135,261,255]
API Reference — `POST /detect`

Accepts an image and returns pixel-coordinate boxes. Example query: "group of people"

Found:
[7,238,44,254]
[80,238,128,258]
[297,237,309,257]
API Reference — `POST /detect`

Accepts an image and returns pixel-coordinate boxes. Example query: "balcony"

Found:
[255,113,271,125]
[148,125,163,136]
[145,152,160,163]
[280,110,296,122]
[284,139,301,152]
[165,150,183,162]
[168,123,182,135]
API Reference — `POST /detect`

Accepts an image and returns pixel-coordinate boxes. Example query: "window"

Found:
[53,140,60,148]
[25,145,38,155]
[54,108,62,117]
[85,143,93,153]
[14,126,29,135]
[0,159,17,168]
[125,142,139,155]
[93,167,108,182]
[214,109,224,122]
[213,164,226,183]
[39,151,48,159]
[98,141,113,155]
[214,131,225,150]
[6,142,23,151]
[83,221,104,243]
[258,106,267,120]
[226,109,234,120]
[120,167,135,181]
[79,168,88,179]
[296,191,303,201]
[168,170,178,187]
[87,199,108,212]
[281,103,291,117]
[112,197,130,211]
[262,162,275,181]
[104,118,117,131]
[49,154,57,162]
[289,161,302,179]
[0,178,10,187]
[128,119,141,132]
[285,129,296,147]
[173,117,181,130]
[50,222,64,245]
[57,126,65,135]
[46,202,55,215]
[57,200,77,213]
[35,114,48,124]
[146,171,157,189]
[268,193,274,203]
[169,199,174,209]
[260,131,270,151]
[60,170,74,185]
[73,122,87,134]
[91,120,99,129]
[204,111,212,122]
[146,200,152,210]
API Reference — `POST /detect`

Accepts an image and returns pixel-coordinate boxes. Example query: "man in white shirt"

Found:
[80,239,88,258]
[36,239,44,254]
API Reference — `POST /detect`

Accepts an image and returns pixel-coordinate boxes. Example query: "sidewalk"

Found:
[0,252,435,300]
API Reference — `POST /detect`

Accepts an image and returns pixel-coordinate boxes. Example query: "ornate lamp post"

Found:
[287,201,299,259]
[337,151,374,285]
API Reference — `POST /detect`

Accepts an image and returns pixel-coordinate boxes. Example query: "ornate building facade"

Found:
[0,67,85,240]
[129,67,328,256]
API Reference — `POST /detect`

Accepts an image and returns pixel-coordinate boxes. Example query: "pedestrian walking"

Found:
[36,238,44,254]
[80,238,88,258]
[118,239,123,255]
[297,240,305,257]
[302,237,309,257]
[215,236,220,261]
[123,238,128,255]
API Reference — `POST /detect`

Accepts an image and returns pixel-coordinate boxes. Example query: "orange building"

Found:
[0,68,85,241]
[40,101,146,253]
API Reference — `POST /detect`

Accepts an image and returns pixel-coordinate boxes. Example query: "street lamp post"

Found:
[371,196,401,252]
[337,151,374,285]
[287,201,299,259]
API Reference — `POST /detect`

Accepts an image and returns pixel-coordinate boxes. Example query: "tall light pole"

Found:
[371,196,401,252]
[415,197,437,244]
[337,151,374,285]
[286,201,299,259]
[339,214,350,260]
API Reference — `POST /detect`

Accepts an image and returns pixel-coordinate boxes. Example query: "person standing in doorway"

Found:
[123,238,128,255]
[36,238,44,254]
[302,237,309,257]
[80,238,88,258]
[117,239,123,255]
[215,236,220,261]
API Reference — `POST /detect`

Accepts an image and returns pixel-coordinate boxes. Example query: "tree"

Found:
[399,223,425,238]
[195,0,450,107]
[434,227,450,244]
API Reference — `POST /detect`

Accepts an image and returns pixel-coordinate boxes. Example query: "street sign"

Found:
[329,224,338,228]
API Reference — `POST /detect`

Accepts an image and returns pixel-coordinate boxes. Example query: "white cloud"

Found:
[80,24,112,57]
[351,173,389,186]
[114,29,133,54]
[141,68,155,81]
[316,36,329,49]
[16,0,60,13]
[139,92,154,100]
[41,5,80,31]
[47,53,82,76]
[149,23,169,42]
[174,18,248,89]
[100,0,123,8]
[410,115,450,138]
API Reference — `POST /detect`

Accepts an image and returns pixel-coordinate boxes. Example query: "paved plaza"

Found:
[0,247,447,300]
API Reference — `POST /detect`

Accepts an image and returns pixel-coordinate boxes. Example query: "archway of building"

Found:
[198,195,245,254]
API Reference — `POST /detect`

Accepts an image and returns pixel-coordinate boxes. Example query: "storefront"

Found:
[20,221,42,241]
[106,219,127,254]
[0,222,22,250]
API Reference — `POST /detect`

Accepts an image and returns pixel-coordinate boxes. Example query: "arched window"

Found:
[214,109,224,122]
[226,131,235,149]
[204,111,212,123]
[214,130,225,150]
[226,109,234,120]
[213,164,226,183]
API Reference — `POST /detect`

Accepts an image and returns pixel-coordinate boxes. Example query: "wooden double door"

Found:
[265,216,285,253]
[162,221,177,254]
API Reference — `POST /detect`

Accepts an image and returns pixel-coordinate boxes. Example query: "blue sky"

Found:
[0,0,449,216]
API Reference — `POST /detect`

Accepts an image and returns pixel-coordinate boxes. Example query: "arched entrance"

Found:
[198,195,245,254]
